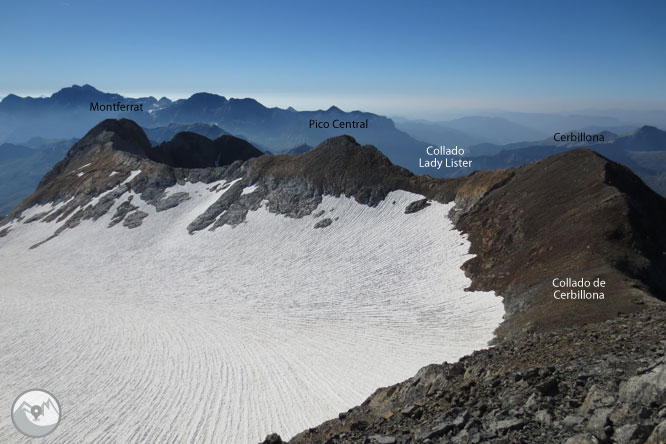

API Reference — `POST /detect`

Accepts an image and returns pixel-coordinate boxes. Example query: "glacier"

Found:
[0,184,504,444]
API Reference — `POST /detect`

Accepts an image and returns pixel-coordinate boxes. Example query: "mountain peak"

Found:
[39,119,150,183]
[83,118,151,153]
[52,83,101,97]
[50,84,122,106]
[326,105,342,113]
[247,134,416,208]
[0,93,21,104]
[616,125,666,148]
[186,92,227,104]
[631,125,662,136]
[77,83,98,91]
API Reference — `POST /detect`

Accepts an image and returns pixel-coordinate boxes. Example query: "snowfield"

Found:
[0,185,504,444]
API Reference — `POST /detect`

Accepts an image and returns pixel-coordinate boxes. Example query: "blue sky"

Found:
[2,0,665,116]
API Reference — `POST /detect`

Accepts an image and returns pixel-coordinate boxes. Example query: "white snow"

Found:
[77,171,85,177]
[17,198,75,221]
[121,169,142,185]
[241,185,259,195]
[77,163,92,170]
[109,171,119,177]
[0,188,504,444]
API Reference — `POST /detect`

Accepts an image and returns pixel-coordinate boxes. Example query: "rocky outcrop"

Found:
[454,149,666,340]
[404,198,430,214]
[314,218,333,229]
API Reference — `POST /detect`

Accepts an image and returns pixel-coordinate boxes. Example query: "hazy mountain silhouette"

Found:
[393,119,484,148]
[143,123,230,144]
[438,116,549,144]
[284,144,313,155]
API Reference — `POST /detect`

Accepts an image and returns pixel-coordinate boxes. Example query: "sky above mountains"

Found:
[2,0,665,117]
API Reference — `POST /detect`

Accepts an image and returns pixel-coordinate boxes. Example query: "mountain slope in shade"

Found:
[149,132,263,168]
[455,148,666,338]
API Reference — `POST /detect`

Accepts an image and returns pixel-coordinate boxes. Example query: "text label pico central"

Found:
[309,119,368,129]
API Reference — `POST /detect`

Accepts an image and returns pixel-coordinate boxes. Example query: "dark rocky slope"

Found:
[148,131,262,168]
[455,149,666,340]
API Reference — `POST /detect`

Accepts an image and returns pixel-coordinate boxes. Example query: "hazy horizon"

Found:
[2,0,665,118]
[3,85,666,123]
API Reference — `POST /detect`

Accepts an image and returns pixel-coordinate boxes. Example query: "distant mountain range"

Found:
[392,113,652,148]
[0,85,430,172]
[0,85,166,144]
[434,116,549,144]
[393,119,485,148]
